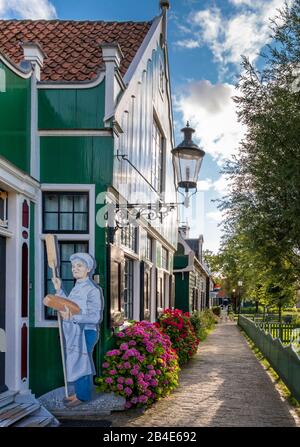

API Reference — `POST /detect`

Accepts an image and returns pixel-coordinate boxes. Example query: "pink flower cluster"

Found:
[96,321,180,408]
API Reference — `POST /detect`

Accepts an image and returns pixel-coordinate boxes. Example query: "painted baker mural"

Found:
[43,236,104,407]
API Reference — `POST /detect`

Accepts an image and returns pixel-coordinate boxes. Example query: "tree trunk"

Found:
[255,300,259,313]
[278,303,283,340]
[278,303,282,324]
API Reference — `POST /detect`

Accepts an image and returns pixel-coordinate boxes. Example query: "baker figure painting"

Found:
[52,252,104,407]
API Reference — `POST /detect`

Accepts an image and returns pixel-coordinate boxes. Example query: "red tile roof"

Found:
[0,20,152,82]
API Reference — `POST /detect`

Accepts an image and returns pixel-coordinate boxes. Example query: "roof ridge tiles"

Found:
[0,18,153,81]
[0,19,153,25]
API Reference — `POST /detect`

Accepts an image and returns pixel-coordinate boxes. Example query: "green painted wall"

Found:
[38,83,105,129]
[173,254,188,270]
[40,136,113,184]
[174,254,189,312]
[0,62,31,172]
[29,134,115,396]
[174,272,189,313]
[29,201,64,396]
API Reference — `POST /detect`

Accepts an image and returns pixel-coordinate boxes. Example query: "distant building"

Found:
[173,225,213,313]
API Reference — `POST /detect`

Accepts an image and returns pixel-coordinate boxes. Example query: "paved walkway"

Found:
[109,319,299,427]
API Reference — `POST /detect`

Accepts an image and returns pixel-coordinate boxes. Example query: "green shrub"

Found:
[212,306,221,317]
[291,314,300,326]
[190,309,216,341]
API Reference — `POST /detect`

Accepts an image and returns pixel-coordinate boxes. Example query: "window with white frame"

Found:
[161,246,169,270]
[43,192,89,233]
[42,190,90,320]
[119,224,138,253]
[124,257,134,320]
[151,119,164,193]
[146,234,153,261]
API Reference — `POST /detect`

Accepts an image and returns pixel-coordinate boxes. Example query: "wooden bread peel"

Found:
[44,234,69,398]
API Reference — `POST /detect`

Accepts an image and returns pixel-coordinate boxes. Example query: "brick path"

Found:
[109,319,299,427]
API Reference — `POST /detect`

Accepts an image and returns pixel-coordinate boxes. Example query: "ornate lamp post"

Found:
[172,122,205,208]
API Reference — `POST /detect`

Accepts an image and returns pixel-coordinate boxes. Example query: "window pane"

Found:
[60,195,73,212]
[60,243,74,262]
[47,279,55,295]
[75,243,89,253]
[44,194,58,212]
[74,213,87,231]
[61,262,73,280]
[74,195,88,212]
[124,258,134,320]
[63,280,74,295]
[60,213,73,231]
[44,213,58,231]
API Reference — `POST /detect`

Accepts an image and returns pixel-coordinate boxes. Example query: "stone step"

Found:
[0,390,17,409]
[14,415,54,427]
[0,402,40,427]
[39,386,126,419]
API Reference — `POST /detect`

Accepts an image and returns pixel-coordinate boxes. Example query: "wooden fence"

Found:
[238,315,300,403]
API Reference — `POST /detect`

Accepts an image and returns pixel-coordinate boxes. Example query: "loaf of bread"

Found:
[43,294,81,315]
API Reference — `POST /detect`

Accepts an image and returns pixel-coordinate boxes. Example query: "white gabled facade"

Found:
[104,10,178,324]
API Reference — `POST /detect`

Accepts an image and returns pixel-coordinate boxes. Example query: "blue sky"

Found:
[0,0,291,252]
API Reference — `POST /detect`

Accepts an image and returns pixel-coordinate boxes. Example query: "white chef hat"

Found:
[70,252,95,272]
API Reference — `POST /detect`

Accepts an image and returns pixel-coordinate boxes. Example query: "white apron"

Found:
[62,320,94,382]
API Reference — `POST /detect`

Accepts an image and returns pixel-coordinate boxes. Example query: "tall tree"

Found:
[217,0,300,314]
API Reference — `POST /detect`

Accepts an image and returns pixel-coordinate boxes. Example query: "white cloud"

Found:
[174,79,245,164]
[177,0,292,72]
[229,0,255,6]
[206,211,224,222]
[197,178,214,191]
[213,174,233,195]
[0,0,57,19]
[175,39,200,49]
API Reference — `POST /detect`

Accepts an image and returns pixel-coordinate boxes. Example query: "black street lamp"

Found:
[172,122,205,207]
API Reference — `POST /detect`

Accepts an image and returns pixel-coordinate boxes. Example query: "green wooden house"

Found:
[174,225,212,313]
[0,2,178,400]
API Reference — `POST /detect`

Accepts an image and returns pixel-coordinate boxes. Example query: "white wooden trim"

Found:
[115,16,163,121]
[0,157,39,200]
[35,184,95,328]
[5,194,29,391]
[150,239,157,322]
[41,183,95,192]
[123,16,162,86]
[39,130,112,137]
[30,70,40,181]
[37,72,105,89]
[0,53,32,79]
[133,258,140,321]
[0,227,13,238]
